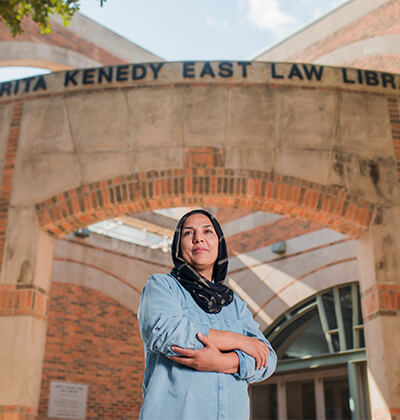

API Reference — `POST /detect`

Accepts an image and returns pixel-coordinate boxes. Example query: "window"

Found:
[250,283,369,420]
[266,283,365,360]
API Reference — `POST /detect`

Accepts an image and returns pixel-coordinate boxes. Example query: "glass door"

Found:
[250,367,353,420]
[286,379,316,420]
[250,383,277,420]
[324,377,351,420]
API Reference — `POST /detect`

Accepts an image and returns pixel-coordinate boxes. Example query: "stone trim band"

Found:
[362,284,400,320]
[0,284,48,320]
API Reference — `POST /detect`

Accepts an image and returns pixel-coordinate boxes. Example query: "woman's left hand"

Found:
[168,333,239,374]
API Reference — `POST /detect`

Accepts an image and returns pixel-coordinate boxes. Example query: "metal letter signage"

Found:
[1,61,400,99]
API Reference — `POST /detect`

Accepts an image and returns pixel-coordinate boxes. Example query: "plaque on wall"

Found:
[48,381,88,419]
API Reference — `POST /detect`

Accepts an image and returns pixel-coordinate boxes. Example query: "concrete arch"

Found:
[53,258,140,312]
[253,0,390,62]
[341,54,400,74]
[0,41,101,71]
[51,233,171,315]
[255,257,358,317]
[0,61,400,419]
[228,234,358,328]
[0,12,162,71]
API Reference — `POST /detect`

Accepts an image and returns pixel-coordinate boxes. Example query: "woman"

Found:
[138,209,277,420]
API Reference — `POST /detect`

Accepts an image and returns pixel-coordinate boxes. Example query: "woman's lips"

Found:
[193,247,208,252]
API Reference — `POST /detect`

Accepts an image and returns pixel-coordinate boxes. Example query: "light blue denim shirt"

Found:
[138,273,277,420]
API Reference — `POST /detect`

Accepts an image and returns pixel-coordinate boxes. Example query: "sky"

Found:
[0,0,349,81]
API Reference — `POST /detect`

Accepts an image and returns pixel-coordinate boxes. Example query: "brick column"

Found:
[0,100,55,419]
[357,206,400,420]
[0,206,54,420]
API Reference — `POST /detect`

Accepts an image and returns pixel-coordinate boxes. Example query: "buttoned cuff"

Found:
[233,350,249,378]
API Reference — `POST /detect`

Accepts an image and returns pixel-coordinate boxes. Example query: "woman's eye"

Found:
[182,231,192,236]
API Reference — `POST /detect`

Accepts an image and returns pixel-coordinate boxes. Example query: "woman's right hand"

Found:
[208,329,270,370]
[169,333,240,374]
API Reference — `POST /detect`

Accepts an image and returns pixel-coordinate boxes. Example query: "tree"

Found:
[0,0,105,37]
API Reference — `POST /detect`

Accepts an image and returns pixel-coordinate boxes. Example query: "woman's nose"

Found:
[193,231,204,242]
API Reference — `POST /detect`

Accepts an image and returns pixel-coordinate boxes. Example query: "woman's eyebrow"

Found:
[182,224,213,230]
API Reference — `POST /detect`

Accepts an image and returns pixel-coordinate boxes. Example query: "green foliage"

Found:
[0,0,106,36]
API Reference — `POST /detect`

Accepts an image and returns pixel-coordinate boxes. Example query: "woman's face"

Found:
[180,213,219,280]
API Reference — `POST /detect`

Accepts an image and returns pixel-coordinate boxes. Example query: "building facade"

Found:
[0,1,399,419]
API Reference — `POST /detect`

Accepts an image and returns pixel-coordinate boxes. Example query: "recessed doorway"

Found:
[250,367,353,420]
[250,284,370,420]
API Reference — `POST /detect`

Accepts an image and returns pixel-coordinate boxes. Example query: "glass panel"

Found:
[283,316,329,359]
[339,286,353,350]
[272,308,330,360]
[271,307,317,358]
[356,286,363,325]
[324,377,351,420]
[358,328,365,348]
[321,291,337,330]
[250,384,277,420]
[330,332,340,352]
[286,380,316,420]
[89,220,172,251]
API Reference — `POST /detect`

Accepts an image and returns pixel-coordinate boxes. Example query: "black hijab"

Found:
[170,209,233,314]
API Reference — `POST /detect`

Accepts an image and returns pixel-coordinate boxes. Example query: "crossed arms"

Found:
[169,329,269,374]
[138,275,277,382]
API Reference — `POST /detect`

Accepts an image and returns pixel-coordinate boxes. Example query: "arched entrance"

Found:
[0,61,399,419]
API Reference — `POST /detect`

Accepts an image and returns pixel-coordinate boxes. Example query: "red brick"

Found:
[38,283,144,420]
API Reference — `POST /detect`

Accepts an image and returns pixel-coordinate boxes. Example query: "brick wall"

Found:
[291,0,400,64]
[38,282,144,420]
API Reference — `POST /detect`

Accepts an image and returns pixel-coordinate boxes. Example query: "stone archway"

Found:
[0,13,162,72]
[36,169,374,237]
[0,61,399,419]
